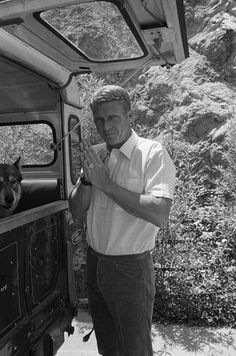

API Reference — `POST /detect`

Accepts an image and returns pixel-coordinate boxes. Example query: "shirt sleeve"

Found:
[144,144,176,199]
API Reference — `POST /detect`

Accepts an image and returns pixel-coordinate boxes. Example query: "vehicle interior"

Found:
[0,55,63,213]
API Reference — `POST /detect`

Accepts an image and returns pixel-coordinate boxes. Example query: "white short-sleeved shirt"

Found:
[86,130,176,255]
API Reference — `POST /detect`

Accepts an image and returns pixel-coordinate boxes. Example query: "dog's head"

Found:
[0,157,22,218]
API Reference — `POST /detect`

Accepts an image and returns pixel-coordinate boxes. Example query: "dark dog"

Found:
[0,157,22,218]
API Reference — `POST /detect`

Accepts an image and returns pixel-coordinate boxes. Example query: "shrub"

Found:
[152,128,236,327]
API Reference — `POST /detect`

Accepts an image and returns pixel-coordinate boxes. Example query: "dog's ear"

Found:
[13,157,21,172]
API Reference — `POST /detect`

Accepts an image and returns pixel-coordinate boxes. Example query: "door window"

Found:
[0,123,55,166]
[40,1,144,61]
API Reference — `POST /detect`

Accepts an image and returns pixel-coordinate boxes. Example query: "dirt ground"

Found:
[56,308,236,356]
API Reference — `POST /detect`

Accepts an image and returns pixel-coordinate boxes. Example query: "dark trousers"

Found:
[86,246,155,356]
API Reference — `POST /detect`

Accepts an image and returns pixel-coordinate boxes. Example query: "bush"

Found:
[152,129,236,327]
[75,73,236,328]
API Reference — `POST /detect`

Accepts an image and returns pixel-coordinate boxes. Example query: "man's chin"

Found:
[104,136,118,145]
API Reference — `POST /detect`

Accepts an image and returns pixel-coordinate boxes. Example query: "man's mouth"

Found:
[105,133,116,138]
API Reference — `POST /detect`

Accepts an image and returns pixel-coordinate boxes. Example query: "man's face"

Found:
[93,100,131,149]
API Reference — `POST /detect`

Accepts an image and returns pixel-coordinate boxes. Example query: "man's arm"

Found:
[68,182,92,222]
[81,139,172,228]
[68,143,93,222]
[102,180,172,227]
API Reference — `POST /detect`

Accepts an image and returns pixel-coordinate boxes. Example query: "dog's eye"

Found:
[9,178,17,184]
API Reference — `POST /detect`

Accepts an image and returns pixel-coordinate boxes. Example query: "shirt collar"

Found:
[118,129,139,160]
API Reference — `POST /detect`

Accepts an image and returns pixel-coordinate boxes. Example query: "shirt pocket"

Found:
[126,178,143,193]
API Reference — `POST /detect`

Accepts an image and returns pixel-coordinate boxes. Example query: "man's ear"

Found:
[128,111,133,126]
[127,106,134,121]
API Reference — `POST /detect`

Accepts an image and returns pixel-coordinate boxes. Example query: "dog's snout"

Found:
[5,195,14,204]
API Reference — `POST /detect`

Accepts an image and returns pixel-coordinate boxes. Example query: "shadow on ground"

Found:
[70,308,236,356]
[152,321,236,356]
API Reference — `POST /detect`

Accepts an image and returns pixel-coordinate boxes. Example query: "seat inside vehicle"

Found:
[15,179,61,212]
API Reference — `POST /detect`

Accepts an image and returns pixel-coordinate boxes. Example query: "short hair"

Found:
[90,85,131,113]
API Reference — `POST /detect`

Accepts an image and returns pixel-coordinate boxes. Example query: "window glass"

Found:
[40,1,143,61]
[69,115,81,184]
[0,123,54,165]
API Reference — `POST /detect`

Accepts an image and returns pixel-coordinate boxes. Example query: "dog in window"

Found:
[0,157,22,218]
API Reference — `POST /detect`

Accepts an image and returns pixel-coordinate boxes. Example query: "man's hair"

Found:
[90,85,131,113]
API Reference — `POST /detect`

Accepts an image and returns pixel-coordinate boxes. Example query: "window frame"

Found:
[34,0,148,63]
[68,114,81,185]
[0,120,57,168]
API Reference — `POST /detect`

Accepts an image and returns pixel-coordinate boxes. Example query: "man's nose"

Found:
[103,118,112,130]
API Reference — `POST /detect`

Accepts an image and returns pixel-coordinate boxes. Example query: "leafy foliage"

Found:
[152,129,236,327]
[76,71,236,327]
[76,74,105,145]
[0,124,54,165]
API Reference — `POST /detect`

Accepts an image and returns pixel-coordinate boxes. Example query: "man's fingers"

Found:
[87,146,103,165]
[80,152,91,179]
[84,150,92,165]
[83,159,89,170]
[83,139,91,151]
[83,160,91,180]
[83,147,96,166]
[80,151,86,165]
[79,138,90,151]
[79,139,103,167]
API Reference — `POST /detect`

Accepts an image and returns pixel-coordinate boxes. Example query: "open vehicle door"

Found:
[0,1,188,355]
[0,0,188,74]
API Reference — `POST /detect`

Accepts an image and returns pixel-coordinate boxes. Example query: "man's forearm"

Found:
[68,183,92,222]
[102,180,172,228]
[77,138,172,227]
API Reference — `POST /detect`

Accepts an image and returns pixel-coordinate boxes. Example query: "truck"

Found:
[0,1,189,354]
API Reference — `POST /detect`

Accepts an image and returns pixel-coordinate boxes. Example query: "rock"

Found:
[132,0,236,185]
[184,0,236,82]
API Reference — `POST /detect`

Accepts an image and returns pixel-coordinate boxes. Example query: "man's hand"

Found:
[79,139,110,190]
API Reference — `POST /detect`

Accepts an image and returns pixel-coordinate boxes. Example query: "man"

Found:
[69,85,176,356]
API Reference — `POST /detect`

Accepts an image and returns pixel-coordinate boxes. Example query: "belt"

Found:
[88,246,150,261]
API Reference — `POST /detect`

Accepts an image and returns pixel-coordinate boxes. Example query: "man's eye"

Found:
[94,118,103,125]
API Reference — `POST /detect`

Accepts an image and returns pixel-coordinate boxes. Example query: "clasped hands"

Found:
[79,139,110,191]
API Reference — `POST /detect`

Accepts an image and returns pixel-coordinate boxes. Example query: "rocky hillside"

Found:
[133,0,236,185]
[128,0,236,326]
[73,0,236,325]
